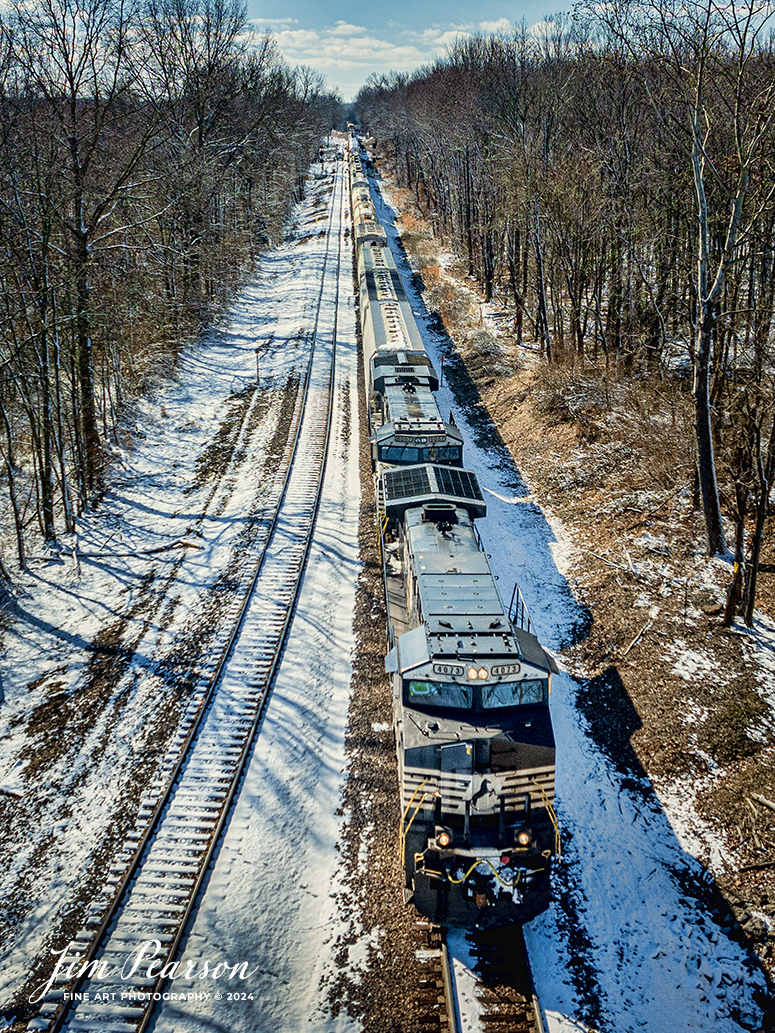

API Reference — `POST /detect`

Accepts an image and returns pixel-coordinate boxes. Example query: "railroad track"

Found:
[415,923,545,1033]
[466,927,546,1033]
[28,163,348,1033]
[413,921,458,1033]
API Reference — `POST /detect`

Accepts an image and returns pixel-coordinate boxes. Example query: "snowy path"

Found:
[151,162,361,1033]
[24,159,353,1033]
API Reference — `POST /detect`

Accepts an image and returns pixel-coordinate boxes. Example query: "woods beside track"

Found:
[0,0,341,572]
[355,5,775,572]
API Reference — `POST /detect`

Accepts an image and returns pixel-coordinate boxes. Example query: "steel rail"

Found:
[36,164,347,1033]
[441,925,546,1033]
[440,937,461,1033]
[135,155,346,1030]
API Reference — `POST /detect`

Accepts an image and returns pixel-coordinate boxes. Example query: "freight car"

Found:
[348,132,559,928]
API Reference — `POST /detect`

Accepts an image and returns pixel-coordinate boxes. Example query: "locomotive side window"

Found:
[481,679,547,708]
[406,680,473,708]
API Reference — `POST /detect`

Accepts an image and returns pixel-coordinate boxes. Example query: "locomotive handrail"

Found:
[531,778,561,861]
[509,580,535,635]
[401,792,431,856]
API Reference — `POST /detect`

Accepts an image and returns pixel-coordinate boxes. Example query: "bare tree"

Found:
[0,0,341,566]
[586,0,775,554]
[9,0,161,497]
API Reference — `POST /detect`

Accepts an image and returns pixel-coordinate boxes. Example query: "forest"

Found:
[0,0,340,572]
[353,0,775,624]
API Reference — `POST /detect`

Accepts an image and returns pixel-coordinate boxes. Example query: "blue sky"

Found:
[246,1,564,101]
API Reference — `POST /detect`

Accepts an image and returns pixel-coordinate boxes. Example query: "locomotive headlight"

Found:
[467,667,478,680]
[516,829,531,847]
[477,668,488,680]
[436,829,452,848]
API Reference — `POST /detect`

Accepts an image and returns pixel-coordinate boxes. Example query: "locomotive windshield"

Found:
[405,678,548,710]
[407,680,474,708]
[481,679,548,707]
[380,445,462,463]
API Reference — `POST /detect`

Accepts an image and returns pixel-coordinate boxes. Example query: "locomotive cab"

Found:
[368,354,462,467]
[370,419,463,468]
[382,497,558,927]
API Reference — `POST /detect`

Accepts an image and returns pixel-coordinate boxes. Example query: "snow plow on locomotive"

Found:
[348,131,559,928]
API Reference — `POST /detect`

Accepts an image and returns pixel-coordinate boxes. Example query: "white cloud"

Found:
[248,16,298,27]
[433,29,472,47]
[479,18,513,33]
[329,20,368,36]
[272,22,433,73]
[527,18,570,41]
[273,28,322,49]
[409,23,474,43]
[262,16,522,101]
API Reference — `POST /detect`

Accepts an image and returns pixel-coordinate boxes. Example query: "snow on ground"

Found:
[372,179,768,1032]
[741,611,775,709]
[2,144,772,1033]
[668,643,720,684]
[446,929,483,1033]
[152,163,362,1033]
[0,169,349,1013]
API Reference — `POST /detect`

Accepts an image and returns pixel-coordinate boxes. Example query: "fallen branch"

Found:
[623,547,638,577]
[739,858,775,872]
[625,485,688,530]
[28,539,203,561]
[82,539,205,558]
[587,551,630,574]
[751,793,775,815]
[622,620,655,657]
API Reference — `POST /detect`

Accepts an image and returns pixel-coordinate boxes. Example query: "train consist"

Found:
[348,133,559,928]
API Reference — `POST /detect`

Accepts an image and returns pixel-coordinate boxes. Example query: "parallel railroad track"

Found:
[29,163,348,1033]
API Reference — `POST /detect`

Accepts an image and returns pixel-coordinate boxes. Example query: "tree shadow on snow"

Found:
[576,665,775,1029]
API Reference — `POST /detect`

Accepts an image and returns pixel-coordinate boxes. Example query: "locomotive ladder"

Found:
[29,161,348,1033]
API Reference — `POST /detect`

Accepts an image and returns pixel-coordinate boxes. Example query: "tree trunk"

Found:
[38,312,56,542]
[75,241,101,495]
[722,480,746,626]
[533,203,552,363]
[694,302,727,555]
[0,397,26,570]
[743,417,775,625]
